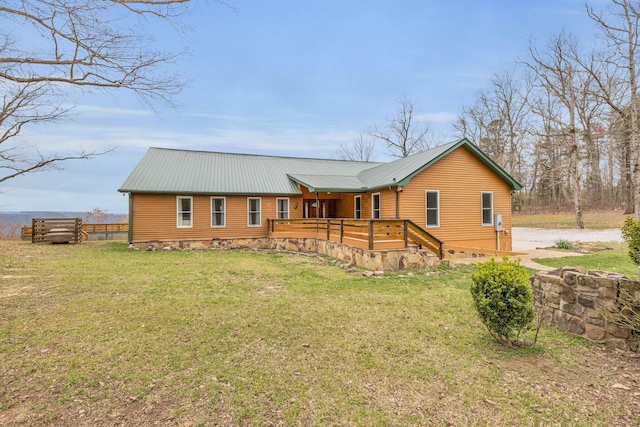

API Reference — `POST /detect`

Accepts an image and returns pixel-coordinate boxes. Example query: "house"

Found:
[118,138,522,269]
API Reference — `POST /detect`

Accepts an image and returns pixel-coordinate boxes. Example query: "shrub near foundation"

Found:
[470,256,534,347]
[621,216,640,265]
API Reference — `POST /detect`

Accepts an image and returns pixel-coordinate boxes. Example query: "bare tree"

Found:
[0,0,226,184]
[337,133,376,161]
[454,71,532,187]
[84,207,111,224]
[526,33,585,229]
[587,0,640,217]
[369,96,432,158]
[450,1,640,214]
[453,102,488,145]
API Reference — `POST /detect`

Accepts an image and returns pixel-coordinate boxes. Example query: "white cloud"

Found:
[75,104,155,118]
[2,114,363,212]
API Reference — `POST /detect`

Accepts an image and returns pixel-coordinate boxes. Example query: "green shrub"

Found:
[621,216,640,265]
[555,239,577,250]
[470,256,534,347]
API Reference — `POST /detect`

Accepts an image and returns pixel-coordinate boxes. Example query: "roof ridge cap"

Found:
[149,147,383,163]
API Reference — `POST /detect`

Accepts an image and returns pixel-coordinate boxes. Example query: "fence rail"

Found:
[23,222,129,240]
[268,218,443,259]
[31,218,82,244]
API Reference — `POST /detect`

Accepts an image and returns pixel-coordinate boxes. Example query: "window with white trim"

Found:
[354,195,362,219]
[372,193,380,219]
[481,192,493,225]
[425,190,439,227]
[248,197,261,226]
[177,196,193,228]
[211,197,225,227]
[277,198,289,219]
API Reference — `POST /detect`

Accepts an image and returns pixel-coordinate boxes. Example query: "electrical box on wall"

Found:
[494,214,503,231]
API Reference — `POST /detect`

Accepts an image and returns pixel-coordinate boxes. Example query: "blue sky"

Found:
[1,0,603,214]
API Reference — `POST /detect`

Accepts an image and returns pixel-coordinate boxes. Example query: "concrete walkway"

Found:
[514,248,582,271]
[513,227,624,271]
[451,227,624,271]
[512,227,623,252]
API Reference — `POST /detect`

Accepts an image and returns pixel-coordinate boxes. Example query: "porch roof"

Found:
[287,174,366,192]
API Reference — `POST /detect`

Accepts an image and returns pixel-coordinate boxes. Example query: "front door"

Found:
[303,199,337,218]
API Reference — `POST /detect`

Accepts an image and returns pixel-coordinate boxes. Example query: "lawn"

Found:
[513,210,628,229]
[534,248,639,278]
[1,241,639,426]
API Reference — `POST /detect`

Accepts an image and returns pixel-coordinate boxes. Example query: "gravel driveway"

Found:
[512,227,624,252]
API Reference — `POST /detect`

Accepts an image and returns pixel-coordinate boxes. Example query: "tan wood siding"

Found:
[398,146,513,251]
[131,194,304,242]
[380,188,398,218]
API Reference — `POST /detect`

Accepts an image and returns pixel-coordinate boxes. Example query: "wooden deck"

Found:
[268,218,443,259]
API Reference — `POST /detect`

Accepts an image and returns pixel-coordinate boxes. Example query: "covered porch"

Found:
[267,218,444,259]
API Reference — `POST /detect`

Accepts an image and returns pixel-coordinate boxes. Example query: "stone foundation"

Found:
[531,267,640,350]
[132,237,270,251]
[268,238,443,271]
[131,237,445,271]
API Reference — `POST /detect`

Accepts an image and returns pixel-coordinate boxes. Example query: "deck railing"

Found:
[268,218,443,259]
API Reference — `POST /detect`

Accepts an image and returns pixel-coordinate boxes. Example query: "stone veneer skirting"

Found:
[531,267,640,350]
[132,237,443,271]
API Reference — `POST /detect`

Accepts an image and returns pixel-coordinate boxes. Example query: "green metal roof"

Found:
[356,140,461,190]
[287,174,366,192]
[119,138,522,195]
[118,148,382,195]
[358,138,522,191]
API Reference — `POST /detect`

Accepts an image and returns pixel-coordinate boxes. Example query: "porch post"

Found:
[368,220,374,250]
[315,192,319,233]
[404,220,408,248]
[340,219,344,243]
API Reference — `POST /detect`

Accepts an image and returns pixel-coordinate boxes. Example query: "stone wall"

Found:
[268,237,442,271]
[531,267,640,350]
[131,237,444,271]
[131,237,270,251]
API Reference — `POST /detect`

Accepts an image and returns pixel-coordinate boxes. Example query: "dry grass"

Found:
[1,241,639,426]
[513,210,628,229]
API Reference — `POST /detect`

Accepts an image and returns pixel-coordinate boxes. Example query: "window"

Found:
[482,192,493,225]
[425,191,439,227]
[354,195,362,219]
[372,193,380,219]
[177,196,192,228]
[211,197,225,227]
[248,197,261,226]
[277,198,289,219]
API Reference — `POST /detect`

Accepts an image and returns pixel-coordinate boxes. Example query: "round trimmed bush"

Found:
[470,256,534,347]
[621,216,640,265]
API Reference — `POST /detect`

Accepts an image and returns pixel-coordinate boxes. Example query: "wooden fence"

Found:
[23,222,128,241]
[31,218,83,244]
[268,218,443,259]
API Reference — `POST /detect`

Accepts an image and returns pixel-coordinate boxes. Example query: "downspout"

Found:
[389,186,399,219]
[128,192,133,246]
